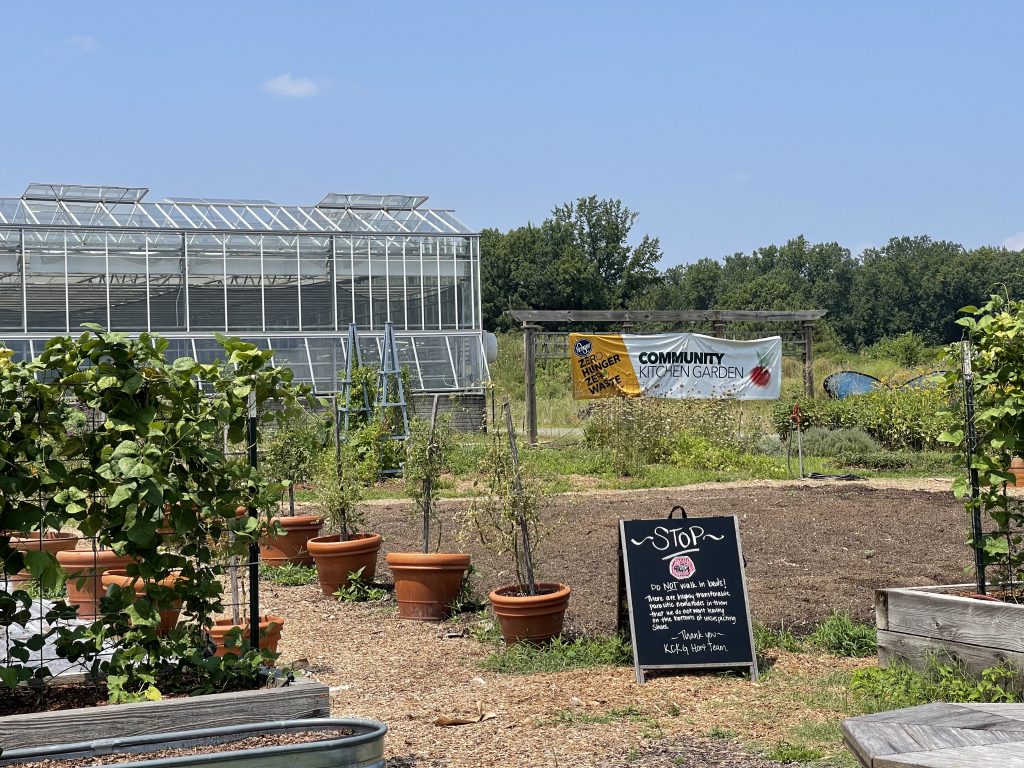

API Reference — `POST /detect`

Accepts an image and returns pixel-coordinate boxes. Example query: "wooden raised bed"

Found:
[875,584,1024,676]
[0,676,329,751]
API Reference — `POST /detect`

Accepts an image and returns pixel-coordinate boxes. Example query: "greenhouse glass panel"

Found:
[107,232,150,331]
[405,237,424,331]
[413,336,455,389]
[225,235,264,331]
[0,229,21,330]
[386,237,406,329]
[263,235,299,330]
[423,238,440,330]
[187,233,226,331]
[298,235,333,330]
[352,238,371,328]
[25,229,67,332]
[147,233,186,331]
[369,236,389,329]
[307,336,344,393]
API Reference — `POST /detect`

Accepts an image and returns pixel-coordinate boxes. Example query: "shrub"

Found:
[798,427,881,457]
[773,385,951,450]
[864,331,932,367]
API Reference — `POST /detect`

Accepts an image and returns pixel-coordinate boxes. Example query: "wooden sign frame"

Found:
[619,516,758,683]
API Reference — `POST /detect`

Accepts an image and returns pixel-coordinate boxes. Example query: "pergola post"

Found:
[522,322,539,445]
[802,321,815,397]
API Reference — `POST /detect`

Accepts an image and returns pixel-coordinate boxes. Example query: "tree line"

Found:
[481,197,1024,349]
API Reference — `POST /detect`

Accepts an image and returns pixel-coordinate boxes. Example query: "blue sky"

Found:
[3,2,1023,266]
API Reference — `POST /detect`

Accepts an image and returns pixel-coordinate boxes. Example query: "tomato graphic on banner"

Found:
[569,333,781,401]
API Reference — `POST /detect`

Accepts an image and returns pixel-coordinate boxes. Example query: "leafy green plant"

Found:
[310,440,368,540]
[0,327,307,696]
[259,561,318,586]
[405,400,455,552]
[333,567,388,602]
[463,403,542,592]
[850,659,1022,713]
[261,406,330,516]
[753,622,803,653]
[940,295,1024,596]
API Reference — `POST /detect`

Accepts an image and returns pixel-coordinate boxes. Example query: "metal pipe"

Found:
[246,390,260,648]
[963,340,985,595]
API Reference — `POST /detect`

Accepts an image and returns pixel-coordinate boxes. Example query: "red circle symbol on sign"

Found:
[669,555,696,580]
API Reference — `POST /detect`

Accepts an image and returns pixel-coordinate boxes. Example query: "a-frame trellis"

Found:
[507,309,826,445]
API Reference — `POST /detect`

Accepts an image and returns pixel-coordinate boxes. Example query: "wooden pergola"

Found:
[507,309,826,444]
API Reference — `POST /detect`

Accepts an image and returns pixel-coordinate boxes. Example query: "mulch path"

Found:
[262,479,966,767]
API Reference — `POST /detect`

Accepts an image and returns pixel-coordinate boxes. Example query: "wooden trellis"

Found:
[507,309,826,444]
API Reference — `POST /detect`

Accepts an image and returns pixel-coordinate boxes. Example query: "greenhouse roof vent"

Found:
[22,183,149,204]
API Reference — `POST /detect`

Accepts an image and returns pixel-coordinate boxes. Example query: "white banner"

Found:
[569,333,782,400]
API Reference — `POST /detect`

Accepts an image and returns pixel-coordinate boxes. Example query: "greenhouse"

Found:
[0,183,488,393]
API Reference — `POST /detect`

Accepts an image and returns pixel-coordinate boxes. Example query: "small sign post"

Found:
[619,515,758,683]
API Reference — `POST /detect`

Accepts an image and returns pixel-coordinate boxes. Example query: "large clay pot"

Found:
[489,582,571,645]
[56,548,136,619]
[7,532,80,587]
[260,515,324,567]
[207,614,285,664]
[386,552,471,621]
[308,533,382,597]
[101,569,185,634]
[1010,457,1024,487]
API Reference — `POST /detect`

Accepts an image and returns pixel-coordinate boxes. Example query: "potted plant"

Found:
[6,530,79,588]
[260,409,327,566]
[466,401,570,644]
[56,543,136,618]
[101,568,187,635]
[386,396,471,620]
[207,614,286,661]
[307,437,382,597]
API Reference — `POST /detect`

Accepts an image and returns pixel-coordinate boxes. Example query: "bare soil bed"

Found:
[362,478,968,634]
[262,479,966,767]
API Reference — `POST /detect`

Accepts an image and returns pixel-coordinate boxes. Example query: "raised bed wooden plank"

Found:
[878,587,1024,654]
[0,678,329,751]
[877,629,1024,676]
[874,742,1024,768]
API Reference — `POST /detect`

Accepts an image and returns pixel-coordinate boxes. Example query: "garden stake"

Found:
[962,339,986,595]
[503,400,536,595]
[247,390,261,648]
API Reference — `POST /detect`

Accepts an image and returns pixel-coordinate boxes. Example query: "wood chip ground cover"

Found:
[263,480,965,767]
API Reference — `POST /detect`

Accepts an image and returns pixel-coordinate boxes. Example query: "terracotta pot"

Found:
[386,552,471,621]
[489,582,571,645]
[1010,457,1024,487]
[7,532,80,587]
[308,533,382,597]
[260,515,324,567]
[56,548,136,618]
[101,569,185,634]
[207,614,285,664]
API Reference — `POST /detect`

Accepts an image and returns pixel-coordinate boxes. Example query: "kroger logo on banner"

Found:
[573,338,593,357]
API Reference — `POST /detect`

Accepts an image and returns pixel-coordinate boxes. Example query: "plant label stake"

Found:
[503,400,536,595]
[791,403,804,479]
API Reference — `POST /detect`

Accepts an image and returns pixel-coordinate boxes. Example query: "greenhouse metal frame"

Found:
[0,184,488,393]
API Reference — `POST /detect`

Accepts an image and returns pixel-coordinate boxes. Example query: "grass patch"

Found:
[481,634,633,675]
[808,612,877,657]
[850,660,1023,713]
[765,741,826,763]
[259,561,319,586]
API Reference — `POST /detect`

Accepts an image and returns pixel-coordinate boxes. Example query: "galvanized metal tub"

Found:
[0,718,387,768]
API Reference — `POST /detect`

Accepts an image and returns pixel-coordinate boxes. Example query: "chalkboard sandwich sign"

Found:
[618,511,758,683]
